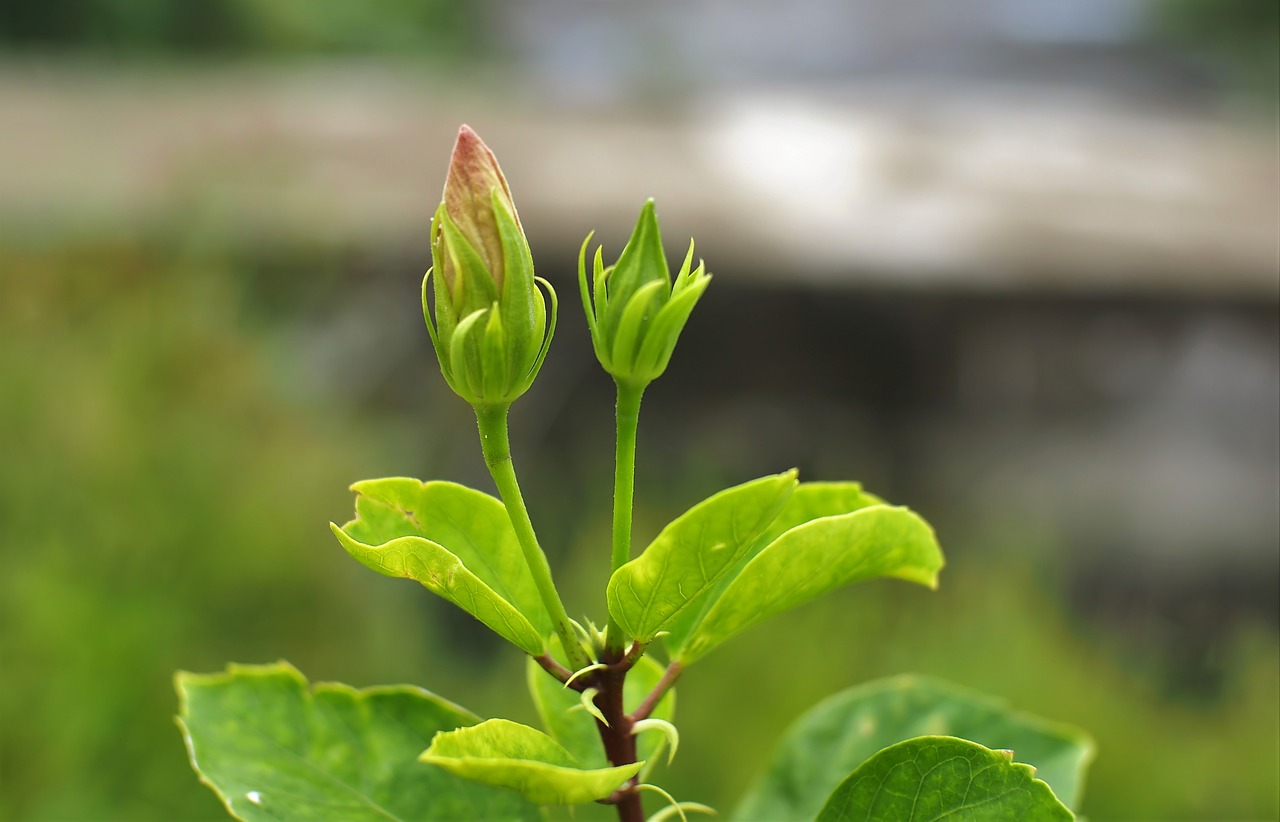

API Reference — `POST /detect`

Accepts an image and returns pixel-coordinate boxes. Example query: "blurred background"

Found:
[1,0,1276,819]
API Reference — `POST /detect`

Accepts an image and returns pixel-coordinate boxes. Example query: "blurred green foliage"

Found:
[0,244,438,818]
[1155,0,1280,103]
[0,0,486,58]
[0,242,1275,819]
[0,1,1273,817]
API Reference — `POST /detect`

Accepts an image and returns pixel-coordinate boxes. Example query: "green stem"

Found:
[605,380,645,653]
[475,404,590,671]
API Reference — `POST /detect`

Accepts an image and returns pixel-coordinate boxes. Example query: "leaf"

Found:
[525,641,676,772]
[663,482,884,656]
[674,505,943,664]
[421,718,644,805]
[735,675,1094,821]
[607,471,798,643]
[816,736,1074,821]
[331,478,550,655]
[176,661,539,821]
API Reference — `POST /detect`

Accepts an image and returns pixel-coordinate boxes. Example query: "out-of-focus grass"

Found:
[0,0,486,59]
[0,242,1275,820]
[0,243,446,819]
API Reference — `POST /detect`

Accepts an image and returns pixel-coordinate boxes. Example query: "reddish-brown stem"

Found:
[532,653,577,687]
[592,647,644,822]
[597,785,644,821]
[618,641,647,671]
[631,662,682,723]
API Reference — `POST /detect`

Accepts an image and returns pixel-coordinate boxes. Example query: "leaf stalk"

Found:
[632,662,683,723]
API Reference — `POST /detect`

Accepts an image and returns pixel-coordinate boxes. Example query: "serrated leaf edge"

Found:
[817,735,1076,821]
[174,661,483,821]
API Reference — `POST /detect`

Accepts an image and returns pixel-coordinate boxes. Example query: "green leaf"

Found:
[606,471,798,643]
[331,478,551,655]
[816,736,1074,821]
[663,482,884,655]
[735,675,1094,821]
[422,718,644,805]
[674,504,942,664]
[526,642,676,772]
[176,661,539,821]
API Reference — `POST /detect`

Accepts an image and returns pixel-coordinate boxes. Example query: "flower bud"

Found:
[424,125,556,408]
[578,199,711,387]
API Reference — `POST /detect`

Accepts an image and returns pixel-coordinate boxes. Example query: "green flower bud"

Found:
[423,125,556,409]
[578,199,711,387]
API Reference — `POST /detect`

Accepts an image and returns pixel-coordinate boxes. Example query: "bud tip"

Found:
[448,124,494,178]
[455,124,483,153]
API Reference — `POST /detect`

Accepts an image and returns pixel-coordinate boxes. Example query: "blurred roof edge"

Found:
[0,64,1275,299]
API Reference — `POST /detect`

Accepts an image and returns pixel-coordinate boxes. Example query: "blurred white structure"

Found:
[496,0,1149,101]
[0,0,1275,296]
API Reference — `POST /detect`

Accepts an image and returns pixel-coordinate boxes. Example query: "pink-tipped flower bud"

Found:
[438,125,519,297]
[424,126,556,409]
